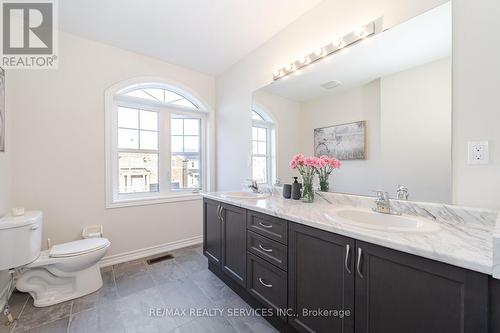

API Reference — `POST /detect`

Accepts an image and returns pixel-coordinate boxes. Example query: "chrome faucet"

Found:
[247,179,260,193]
[372,190,401,215]
[396,185,409,200]
[373,191,391,214]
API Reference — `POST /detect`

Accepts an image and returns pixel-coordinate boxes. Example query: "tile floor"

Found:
[0,245,278,333]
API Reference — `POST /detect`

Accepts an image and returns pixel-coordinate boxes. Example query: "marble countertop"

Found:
[202,190,497,276]
[492,214,500,278]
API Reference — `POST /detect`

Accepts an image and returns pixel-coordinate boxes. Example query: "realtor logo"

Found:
[1,0,58,68]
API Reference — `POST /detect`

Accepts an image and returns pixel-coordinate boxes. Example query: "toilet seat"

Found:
[49,238,110,258]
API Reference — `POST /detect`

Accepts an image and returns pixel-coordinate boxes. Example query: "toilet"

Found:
[0,211,110,307]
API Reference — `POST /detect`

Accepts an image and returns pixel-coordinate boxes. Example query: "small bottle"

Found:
[291,177,302,200]
[282,184,292,199]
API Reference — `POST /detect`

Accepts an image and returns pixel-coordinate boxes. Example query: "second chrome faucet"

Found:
[373,190,402,215]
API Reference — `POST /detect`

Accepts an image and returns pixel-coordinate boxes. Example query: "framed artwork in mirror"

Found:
[0,67,4,152]
[314,121,366,160]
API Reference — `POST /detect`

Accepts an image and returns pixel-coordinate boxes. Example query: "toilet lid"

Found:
[49,238,110,258]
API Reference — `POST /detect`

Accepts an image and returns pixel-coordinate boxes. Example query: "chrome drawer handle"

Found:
[356,248,364,279]
[344,244,351,274]
[258,278,273,288]
[30,225,39,230]
[258,244,273,253]
[258,222,273,229]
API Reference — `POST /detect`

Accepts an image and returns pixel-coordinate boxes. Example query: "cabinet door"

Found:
[221,203,247,287]
[288,222,355,333]
[203,199,222,267]
[355,241,488,333]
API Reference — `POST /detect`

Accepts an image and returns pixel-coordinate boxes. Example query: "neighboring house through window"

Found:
[106,79,208,207]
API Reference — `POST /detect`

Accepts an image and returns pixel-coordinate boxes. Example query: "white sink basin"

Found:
[325,208,440,233]
[222,191,271,200]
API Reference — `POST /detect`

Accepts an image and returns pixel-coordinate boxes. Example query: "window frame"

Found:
[251,109,275,185]
[106,81,208,208]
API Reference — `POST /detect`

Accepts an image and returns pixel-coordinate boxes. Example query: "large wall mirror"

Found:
[252,2,452,203]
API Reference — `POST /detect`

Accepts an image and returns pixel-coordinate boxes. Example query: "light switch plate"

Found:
[468,141,489,165]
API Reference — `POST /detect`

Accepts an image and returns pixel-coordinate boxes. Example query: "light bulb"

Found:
[273,69,281,77]
[298,56,310,65]
[334,39,345,49]
[287,63,296,72]
[314,48,325,57]
[354,28,367,38]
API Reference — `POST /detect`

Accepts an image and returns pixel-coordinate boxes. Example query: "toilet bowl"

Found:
[16,238,110,307]
[0,211,111,307]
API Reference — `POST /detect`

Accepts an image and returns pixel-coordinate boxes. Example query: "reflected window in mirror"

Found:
[251,108,275,184]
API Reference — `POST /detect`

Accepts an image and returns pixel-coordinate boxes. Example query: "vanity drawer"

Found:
[247,230,287,271]
[247,210,288,245]
[247,252,287,320]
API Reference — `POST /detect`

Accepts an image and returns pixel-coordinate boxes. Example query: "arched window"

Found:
[106,80,208,207]
[251,107,276,184]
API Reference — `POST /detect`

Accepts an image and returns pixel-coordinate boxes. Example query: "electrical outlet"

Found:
[468,141,489,165]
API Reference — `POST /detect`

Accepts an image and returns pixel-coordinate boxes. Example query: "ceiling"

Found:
[261,2,451,102]
[58,0,322,76]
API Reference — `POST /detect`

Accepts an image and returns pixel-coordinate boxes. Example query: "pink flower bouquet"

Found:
[289,154,323,202]
[316,155,341,192]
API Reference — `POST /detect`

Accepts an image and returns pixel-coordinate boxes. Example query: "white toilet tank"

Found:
[0,211,42,270]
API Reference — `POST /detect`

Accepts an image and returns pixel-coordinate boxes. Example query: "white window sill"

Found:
[106,193,202,209]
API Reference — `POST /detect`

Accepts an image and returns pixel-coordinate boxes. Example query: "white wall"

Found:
[252,91,302,183]
[380,58,451,202]
[0,89,11,216]
[301,80,382,196]
[6,32,215,256]
[0,66,12,311]
[216,0,500,209]
[0,143,11,216]
[452,0,500,208]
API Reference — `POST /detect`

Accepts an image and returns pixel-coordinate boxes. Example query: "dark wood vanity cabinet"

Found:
[288,224,488,333]
[288,223,355,333]
[203,199,247,287]
[204,199,490,333]
[354,240,488,333]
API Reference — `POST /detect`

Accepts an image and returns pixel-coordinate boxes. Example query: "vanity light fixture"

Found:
[272,18,382,81]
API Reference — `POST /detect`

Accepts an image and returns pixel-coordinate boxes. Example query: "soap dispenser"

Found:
[291,177,302,200]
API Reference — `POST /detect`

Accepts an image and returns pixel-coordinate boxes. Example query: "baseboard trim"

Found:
[99,235,203,268]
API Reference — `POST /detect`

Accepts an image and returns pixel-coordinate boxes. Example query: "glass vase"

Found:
[301,174,315,203]
[319,176,329,192]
